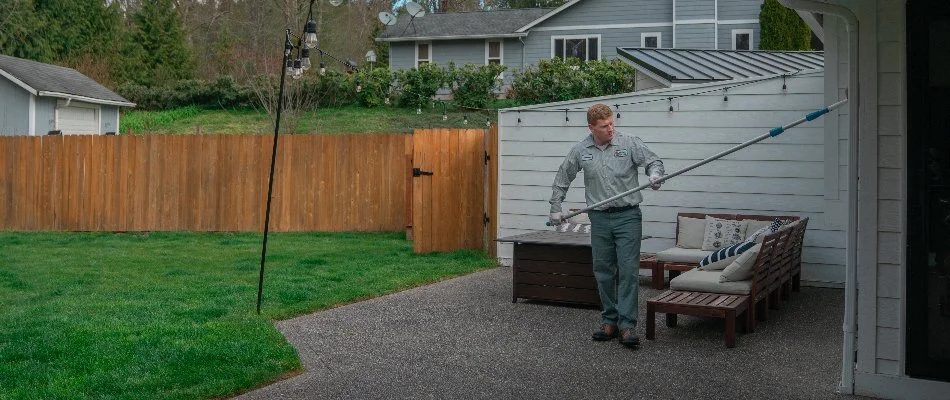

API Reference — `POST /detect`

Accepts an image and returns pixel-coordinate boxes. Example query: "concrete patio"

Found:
[235,267,872,400]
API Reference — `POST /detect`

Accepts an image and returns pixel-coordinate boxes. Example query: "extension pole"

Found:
[551,98,849,224]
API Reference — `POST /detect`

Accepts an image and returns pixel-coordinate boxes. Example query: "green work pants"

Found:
[588,207,642,330]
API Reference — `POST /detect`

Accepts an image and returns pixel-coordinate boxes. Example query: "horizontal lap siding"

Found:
[389,42,416,70]
[0,78,30,135]
[432,40,486,66]
[496,72,846,286]
[540,0,672,26]
[675,24,716,49]
[0,134,408,232]
[717,0,764,20]
[675,0,715,20]
[718,23,759,50]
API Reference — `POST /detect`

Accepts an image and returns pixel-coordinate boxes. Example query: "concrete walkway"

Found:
[236,267,870,400]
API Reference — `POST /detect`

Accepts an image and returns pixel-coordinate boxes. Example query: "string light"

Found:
[782,74,787,91]
[463,115,468,125]
[564,109,570,123]
[615,104,621,119]
[517,111,522,125]
[668,98,674,113]
[723,88,728,102]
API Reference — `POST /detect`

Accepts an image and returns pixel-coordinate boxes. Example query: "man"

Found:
[549,103,664,348]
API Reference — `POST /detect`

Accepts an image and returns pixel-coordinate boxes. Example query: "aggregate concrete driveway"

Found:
[235,267,869,400]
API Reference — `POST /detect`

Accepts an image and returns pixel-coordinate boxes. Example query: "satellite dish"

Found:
[405,1,426,18]
[378,11,397,26]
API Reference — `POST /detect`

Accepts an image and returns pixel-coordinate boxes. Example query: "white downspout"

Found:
[778,0,859,395]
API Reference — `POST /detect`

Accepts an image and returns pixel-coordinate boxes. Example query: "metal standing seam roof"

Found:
[377,8,553,41]
[616,48,824,84]
[0,54,134,106]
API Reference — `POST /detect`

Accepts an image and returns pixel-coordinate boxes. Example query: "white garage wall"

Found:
[496,69,848,287]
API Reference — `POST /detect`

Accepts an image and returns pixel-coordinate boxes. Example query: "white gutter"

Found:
[778,0,859,395]
[378,33,527,42]
[37,91,135,107]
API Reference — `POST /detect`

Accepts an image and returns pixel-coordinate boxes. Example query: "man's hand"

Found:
[649,175,663,190]
[549,212,565,226]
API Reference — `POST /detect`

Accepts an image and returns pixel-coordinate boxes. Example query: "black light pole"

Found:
[258,29,294,315]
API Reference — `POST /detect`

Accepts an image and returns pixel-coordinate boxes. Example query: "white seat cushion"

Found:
[656,247,712,264]
[669,269,752,295]
[675,216,706,249]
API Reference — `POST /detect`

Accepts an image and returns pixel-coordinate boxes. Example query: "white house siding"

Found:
[0,76,31,135]
[821,1,950,398]
[496,70,848,287]
[674,23,716,49]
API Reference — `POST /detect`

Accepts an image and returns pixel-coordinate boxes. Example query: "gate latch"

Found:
[412,167,434,177]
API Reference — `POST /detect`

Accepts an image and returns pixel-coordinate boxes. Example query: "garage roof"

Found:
[0,54,135,107]
[616,48,824,86]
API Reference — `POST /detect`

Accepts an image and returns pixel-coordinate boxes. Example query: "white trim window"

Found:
[732,29,753,50]
[641,32,661,48]
[415,41,431,67]
[551,34,601,61]
[486,40,503,66]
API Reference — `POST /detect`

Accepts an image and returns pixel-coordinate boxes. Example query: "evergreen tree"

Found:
[759,0,813,51]
[127,0,196,86]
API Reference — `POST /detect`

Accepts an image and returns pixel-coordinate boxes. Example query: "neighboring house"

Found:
[617,47,823,90]
[0,54,134,136]
[778,0,950,399]
[378,0,767,77]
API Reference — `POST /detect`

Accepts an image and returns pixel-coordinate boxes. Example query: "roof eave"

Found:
[38,91,136,107]
[0,68,38,95]
[515,0,582,33]
[377,33,528,42]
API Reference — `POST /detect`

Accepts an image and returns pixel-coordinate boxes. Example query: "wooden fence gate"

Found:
[410,128,495,254]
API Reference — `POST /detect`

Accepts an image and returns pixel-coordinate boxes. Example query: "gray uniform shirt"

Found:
[549,132,664,214]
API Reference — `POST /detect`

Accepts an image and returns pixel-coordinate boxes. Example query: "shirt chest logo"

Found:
[581,154,594,161]
[614,149,628,158]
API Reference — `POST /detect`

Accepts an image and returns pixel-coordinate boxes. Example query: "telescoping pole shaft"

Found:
[550,98,848,224]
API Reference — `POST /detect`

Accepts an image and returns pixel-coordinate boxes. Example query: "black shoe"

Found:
[620,328,640,348]
[591,324,619,341]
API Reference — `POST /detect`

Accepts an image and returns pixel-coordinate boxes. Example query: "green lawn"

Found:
[0,231,496,399]
[120,103,509,135]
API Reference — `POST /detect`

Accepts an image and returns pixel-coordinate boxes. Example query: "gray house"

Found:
[0,54,134,136]
[378,0,766,73]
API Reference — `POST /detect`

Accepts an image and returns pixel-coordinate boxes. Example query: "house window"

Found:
[486,40,502,65]
[732,29,753,50]
[641,32,661,48]
[552,35,600,61]
[416,42,431,67]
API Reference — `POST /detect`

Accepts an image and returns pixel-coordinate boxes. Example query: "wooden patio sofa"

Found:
[646,213,809,347]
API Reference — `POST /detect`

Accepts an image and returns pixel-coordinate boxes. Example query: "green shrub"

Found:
[447,63,507,109]
[116,76,256,110]
[352,67,395,108]
[510,58,636,105]
[395,63,448,109]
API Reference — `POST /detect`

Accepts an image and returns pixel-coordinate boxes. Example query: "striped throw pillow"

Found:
[698,240,757,270]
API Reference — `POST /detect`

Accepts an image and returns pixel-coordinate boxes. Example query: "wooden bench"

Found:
[646,215,809,347]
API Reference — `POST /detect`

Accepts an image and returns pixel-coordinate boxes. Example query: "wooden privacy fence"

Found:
[0,134,408,232]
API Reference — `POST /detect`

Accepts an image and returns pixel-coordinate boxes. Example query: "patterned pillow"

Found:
[555,223,591,234]
[701,217,748,250]
[745,218,794,243]
[698,240,757,270]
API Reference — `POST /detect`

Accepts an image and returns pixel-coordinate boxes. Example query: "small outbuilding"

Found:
[0,54,134,136]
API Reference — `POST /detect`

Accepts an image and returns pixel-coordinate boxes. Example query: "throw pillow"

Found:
[701,217,748,250]
[698,240,757,270]
[675,216,706,249]
[746,218,795,243]
[555,222,591,234]
[720,244,762,282]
